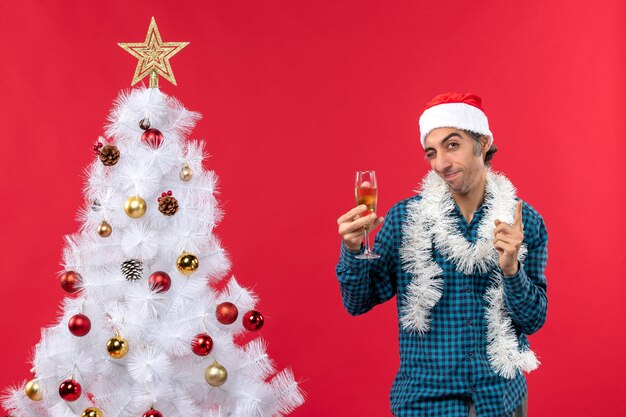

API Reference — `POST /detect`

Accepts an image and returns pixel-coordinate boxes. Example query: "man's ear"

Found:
[481,136,490,153]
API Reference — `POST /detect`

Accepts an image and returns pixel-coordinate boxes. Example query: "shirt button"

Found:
[467,320,472,326]
[466,287,471,293]
[468,352,474,357]
[470,386,476,393]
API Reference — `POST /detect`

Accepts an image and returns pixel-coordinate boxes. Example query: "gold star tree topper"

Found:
[118,17,189,88]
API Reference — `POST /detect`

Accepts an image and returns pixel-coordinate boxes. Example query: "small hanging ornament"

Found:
[141,128,163,148]
[82,407,104,417]
[157,191,178,216]
[204,361,228,387]
[179,164,193,182]
[25,379,43,401]
[121,259,143,282]
[142,408,163,417]
[124,196,147,218]
[106,335,129,359]
[91,141,103,155]
[68,313,91,337]
[148,271,171,293]
[242,310,264,331]
[176,252,199,276]
[97,221,112,237]
[60,271,82,294]
[191,333,213,356]
[99,145,120,166]
[59,379,82,402]
[216,302,238,325]
[139,118,151,130]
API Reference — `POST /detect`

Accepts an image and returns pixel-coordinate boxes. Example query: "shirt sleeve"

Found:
[335,204,401,316]
[501,203,548,335]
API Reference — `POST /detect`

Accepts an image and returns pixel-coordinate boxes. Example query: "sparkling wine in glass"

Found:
[355,170,380,259]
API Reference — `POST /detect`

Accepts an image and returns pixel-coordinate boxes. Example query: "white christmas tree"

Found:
[2,18,304,417]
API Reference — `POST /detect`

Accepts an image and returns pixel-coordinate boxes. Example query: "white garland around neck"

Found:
[399,169,539,379]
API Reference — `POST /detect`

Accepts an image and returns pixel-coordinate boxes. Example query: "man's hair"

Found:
[464,130,498,166]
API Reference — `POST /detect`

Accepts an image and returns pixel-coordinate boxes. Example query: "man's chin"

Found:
[436,172,468,193]
[445,180,468,195]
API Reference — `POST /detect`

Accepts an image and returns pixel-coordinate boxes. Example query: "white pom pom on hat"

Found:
[419,92,493,149]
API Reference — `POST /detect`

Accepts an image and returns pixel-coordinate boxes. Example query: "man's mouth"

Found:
[444,171,459,180]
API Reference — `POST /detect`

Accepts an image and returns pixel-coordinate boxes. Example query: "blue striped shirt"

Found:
[336,195,548,417]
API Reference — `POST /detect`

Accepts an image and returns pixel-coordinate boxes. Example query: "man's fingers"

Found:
[337,204,369,224]
[356,213,379,230]
[494,240,515,254]
[493,223,514,236]
[343,231,364,241]
[343,217,384,241]
[370,216,385,232]
[494,232,517,245]
[339,213,377,234]
[513,200,523,229]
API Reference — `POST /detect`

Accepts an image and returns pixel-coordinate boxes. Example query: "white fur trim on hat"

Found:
[419,102,494,148]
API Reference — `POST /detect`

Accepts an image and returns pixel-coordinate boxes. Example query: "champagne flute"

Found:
[355,170,380,259]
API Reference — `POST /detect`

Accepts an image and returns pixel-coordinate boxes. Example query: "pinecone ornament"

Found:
[99,145,120,166]
[158,191,178,216]
[121,259,143,282]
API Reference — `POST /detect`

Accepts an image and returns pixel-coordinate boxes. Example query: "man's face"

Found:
[423,127,487,195]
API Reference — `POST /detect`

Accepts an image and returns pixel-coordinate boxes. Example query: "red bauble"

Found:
[59,379,82,402]
[60,271,82,294]
[191,333,213,356]
[148,271,171,293]
[242,310,264,331]
[142,409,163,417]
[141,128,163,148]
[216,302,238,325]
[68,314,91,337]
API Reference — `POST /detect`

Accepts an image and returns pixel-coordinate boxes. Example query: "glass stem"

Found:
[363,227,371,254]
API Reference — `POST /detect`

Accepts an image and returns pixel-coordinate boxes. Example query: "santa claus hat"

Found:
[418,93,493,148]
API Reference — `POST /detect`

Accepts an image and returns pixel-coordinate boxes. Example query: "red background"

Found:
[1,1,624,416]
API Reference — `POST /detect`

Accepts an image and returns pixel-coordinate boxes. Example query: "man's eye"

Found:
[426,153,435,159]
[447,142,459,149]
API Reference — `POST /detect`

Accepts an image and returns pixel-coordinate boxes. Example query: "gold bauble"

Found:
[25,379,42,401]
[124,196,147,218]
[176,252,199,275]
[97,221,113,237]
[180,164,193,182]
[106,335,129,359]
[82,407,104,417]
[204,361,228,387]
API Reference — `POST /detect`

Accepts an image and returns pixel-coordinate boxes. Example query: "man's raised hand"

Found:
[493,200,524,276]
[337,205,385,252]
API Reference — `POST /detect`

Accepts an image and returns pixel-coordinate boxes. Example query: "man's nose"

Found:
[434,153,452,173]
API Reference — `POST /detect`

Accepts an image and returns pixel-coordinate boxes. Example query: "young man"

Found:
[336,93,548,417]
